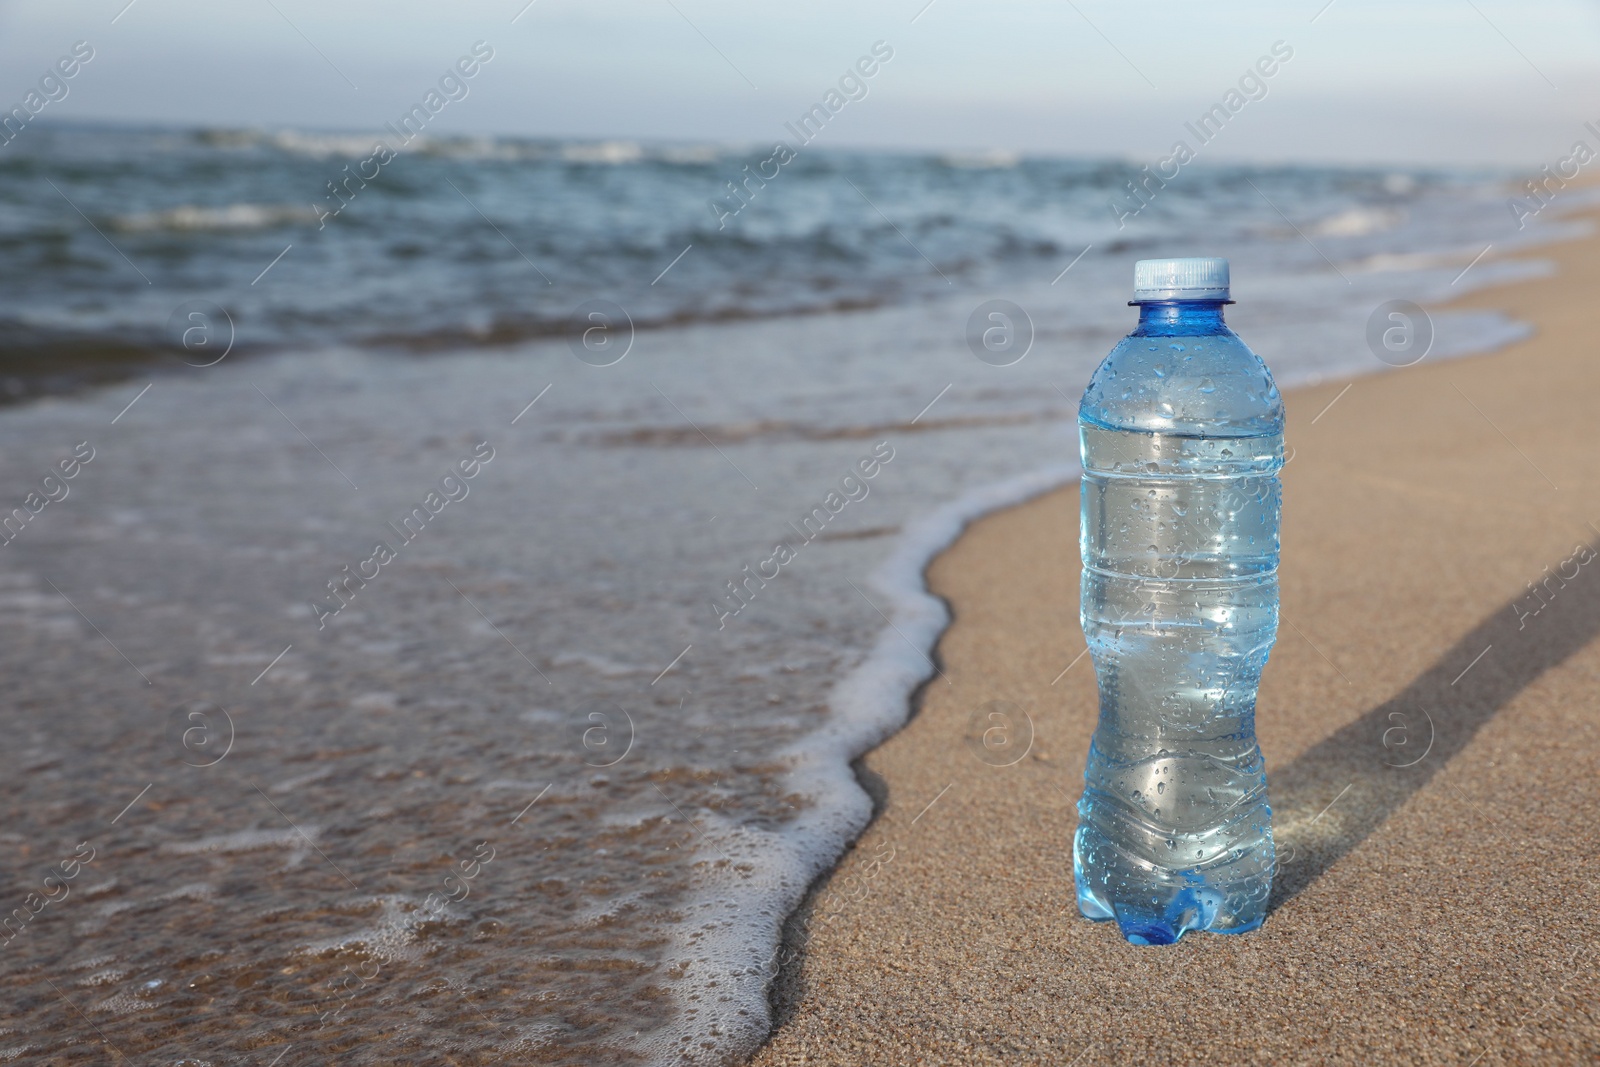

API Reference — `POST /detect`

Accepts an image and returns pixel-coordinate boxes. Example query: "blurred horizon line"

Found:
[3,115,1524,176]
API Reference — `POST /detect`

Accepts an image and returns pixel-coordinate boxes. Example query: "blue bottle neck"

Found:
[1133,300,1230,336]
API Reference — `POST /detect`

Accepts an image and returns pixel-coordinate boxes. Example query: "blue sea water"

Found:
[0,122,1573,1064]
[0,123,1555,362]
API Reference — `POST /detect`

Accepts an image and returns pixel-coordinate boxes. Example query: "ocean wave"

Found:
[560,140,646,165]
[939,149,1021,169]
[179,124,403,158]
[0,324,174,406]
[186,125,728,166]
[197,126,528,161]
[1308,206,1405,237]
[112,202,321,232]
[408,135,534,161]
[357,293,895,352]
[269,129,388,158]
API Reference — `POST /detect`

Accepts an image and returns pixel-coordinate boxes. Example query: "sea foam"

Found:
[631,462,1081,1065]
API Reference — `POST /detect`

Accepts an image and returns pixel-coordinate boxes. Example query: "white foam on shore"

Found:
[633,462,1081,1066]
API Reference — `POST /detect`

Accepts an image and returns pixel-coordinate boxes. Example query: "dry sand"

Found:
[752,212,1600,1065]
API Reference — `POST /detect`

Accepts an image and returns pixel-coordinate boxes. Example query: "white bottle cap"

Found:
[1132,257,1230,301]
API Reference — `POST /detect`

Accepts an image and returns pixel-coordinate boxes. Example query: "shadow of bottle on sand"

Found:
[1268,536,1600,913]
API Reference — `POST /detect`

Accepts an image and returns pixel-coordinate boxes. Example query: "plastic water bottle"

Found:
[1073,257,1282,945]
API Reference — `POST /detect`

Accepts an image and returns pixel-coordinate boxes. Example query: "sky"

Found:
[2,0,1599,167]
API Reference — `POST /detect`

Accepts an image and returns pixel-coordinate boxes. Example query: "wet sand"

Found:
[753,211,1600,1065]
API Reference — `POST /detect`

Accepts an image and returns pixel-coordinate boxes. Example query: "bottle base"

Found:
[1076,878,1268,945]
[1076,893,1265,944]
[1074,826,1272,945]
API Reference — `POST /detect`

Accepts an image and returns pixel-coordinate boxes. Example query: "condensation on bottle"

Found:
[1073,257,1283,945]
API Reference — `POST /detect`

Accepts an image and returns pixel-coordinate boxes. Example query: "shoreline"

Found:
[753,209,1600,1065]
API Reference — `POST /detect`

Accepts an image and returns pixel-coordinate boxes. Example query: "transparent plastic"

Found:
[1073,298,1284,945]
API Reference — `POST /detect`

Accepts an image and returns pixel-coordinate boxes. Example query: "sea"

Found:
[0,122,1577,1065]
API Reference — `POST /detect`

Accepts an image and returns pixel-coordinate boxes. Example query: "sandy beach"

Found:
[753,210,1600,1065]
[8,4,1600,1061]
